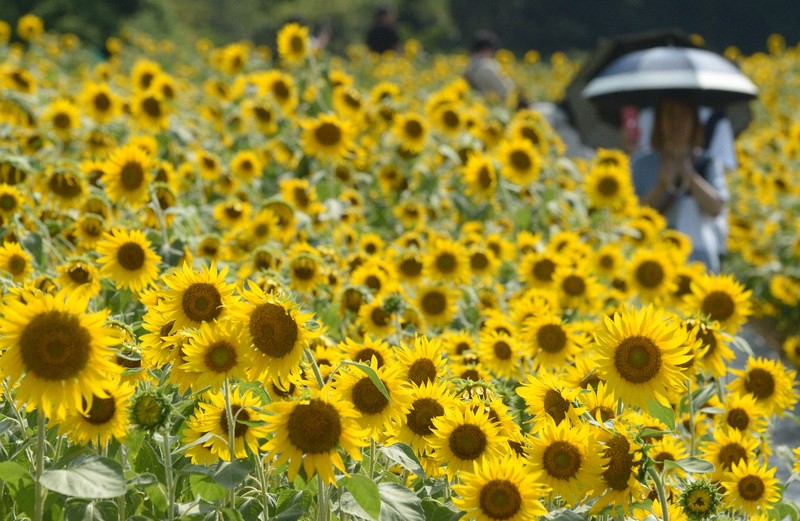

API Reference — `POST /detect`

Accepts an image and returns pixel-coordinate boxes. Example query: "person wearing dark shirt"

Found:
[366,5,401,54]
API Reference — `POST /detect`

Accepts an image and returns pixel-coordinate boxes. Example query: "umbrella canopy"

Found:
[582,46,758,107]
[562,29,753,149]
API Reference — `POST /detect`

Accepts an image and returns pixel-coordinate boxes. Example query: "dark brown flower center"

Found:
[181,283,223,323]
[249,302,298,358]
[406,397,444,436]
[614,335,662,384]
[351,377,389,415]
[117,242,146,271]
[542,440,582,480]
[478,480,522,520]
[448,424,487,460]
[20,310,91,381]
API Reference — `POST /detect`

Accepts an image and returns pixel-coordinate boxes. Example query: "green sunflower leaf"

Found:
[339,474,381,521]
[647,399,675,431]
[39,455,126,499]
[378,482,425,521]
[340,361,390,401]
[381,443,425,480]
[211,460,253,490]
[662,457,714,474]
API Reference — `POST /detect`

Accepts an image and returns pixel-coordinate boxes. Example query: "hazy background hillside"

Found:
[2,0,799,59]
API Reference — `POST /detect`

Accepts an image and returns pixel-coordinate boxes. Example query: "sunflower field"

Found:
[0,13,799,521]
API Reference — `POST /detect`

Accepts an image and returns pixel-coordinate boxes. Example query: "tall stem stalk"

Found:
[647,466,670,521]
[317,474,329,521]
[223,377,238,509]
[34,408,46,521]
[161,428,175,521]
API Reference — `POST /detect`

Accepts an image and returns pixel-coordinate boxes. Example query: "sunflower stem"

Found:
[647,466,670,521]
[317,474,329,521]
[3,380,29,442]
[686,378,696,457]
[34,407,46,521]
[306,348,326,389]
[223,377,238,509]
[161,427,175,521]
[255,453,271,521]
[368,439,377,479]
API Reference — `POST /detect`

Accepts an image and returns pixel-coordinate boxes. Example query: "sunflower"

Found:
[56,259,102,299]
[253,70,298,113]
[527,419,604,507]
[95,228,162,293]
[687,320,735,378]
[518,250,563,289]
[80,82,120,124]
[497,138,542,186]
[357,299,396,338]
[0,291,121,419]
[393,380,458,453]
[582,163,635,212]
[627,248,678,303]
[478,330,522,380]
[157,262,238,331]
[130,90,169,131]
[727,357,798,417]
[461,152,497,201]
[243,99,280,135]
[415,283,459,329]
[276,22,311,64]
[42,98,80,139]
[521,314,583,370]
[467,245,500,282]
[429,402,505,478]
[394,335,448,386]
[424,237,469,284]
[717,391,768,435]
[593,305,692,409]
[39,168,86,209]
[180,318,253,391]
[130,59,162,91]
[0,241,33,282]
[186,387,270,461]
[720,460,780,516]
[393,112,429,154]
[212,198,252,231]
[700,426,760,481]
[579,381,618,424]
[554,265,601,313]
[301,113,353,163]
[590,424,647,515]
[263,386,369,484]
[102,145,153,209]
[351,259,397,297]
[331,357,410,436]
[287,243,325,292]
[232,281,315,380]
[0,184,28,219]
[517,370,585,430]
[650,436,689,477]
[57,381,135,447]
[684,273,752,334]
[452,457,548,521]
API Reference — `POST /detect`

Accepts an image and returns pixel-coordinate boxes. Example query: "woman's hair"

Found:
[650,99,704,150]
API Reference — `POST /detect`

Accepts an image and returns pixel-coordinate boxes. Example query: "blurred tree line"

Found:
[2,0,799,56]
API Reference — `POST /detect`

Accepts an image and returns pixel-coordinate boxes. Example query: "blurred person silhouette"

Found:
[366,5,401,54]
[632,99,728,273]
[463,30,528,109]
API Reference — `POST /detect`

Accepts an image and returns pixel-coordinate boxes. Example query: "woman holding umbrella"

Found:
[632,98,728,273]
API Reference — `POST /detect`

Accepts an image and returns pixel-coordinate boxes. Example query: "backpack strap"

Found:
[703,111,724,151]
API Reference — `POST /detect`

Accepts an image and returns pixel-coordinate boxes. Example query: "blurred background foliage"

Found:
[1,0,800,58]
